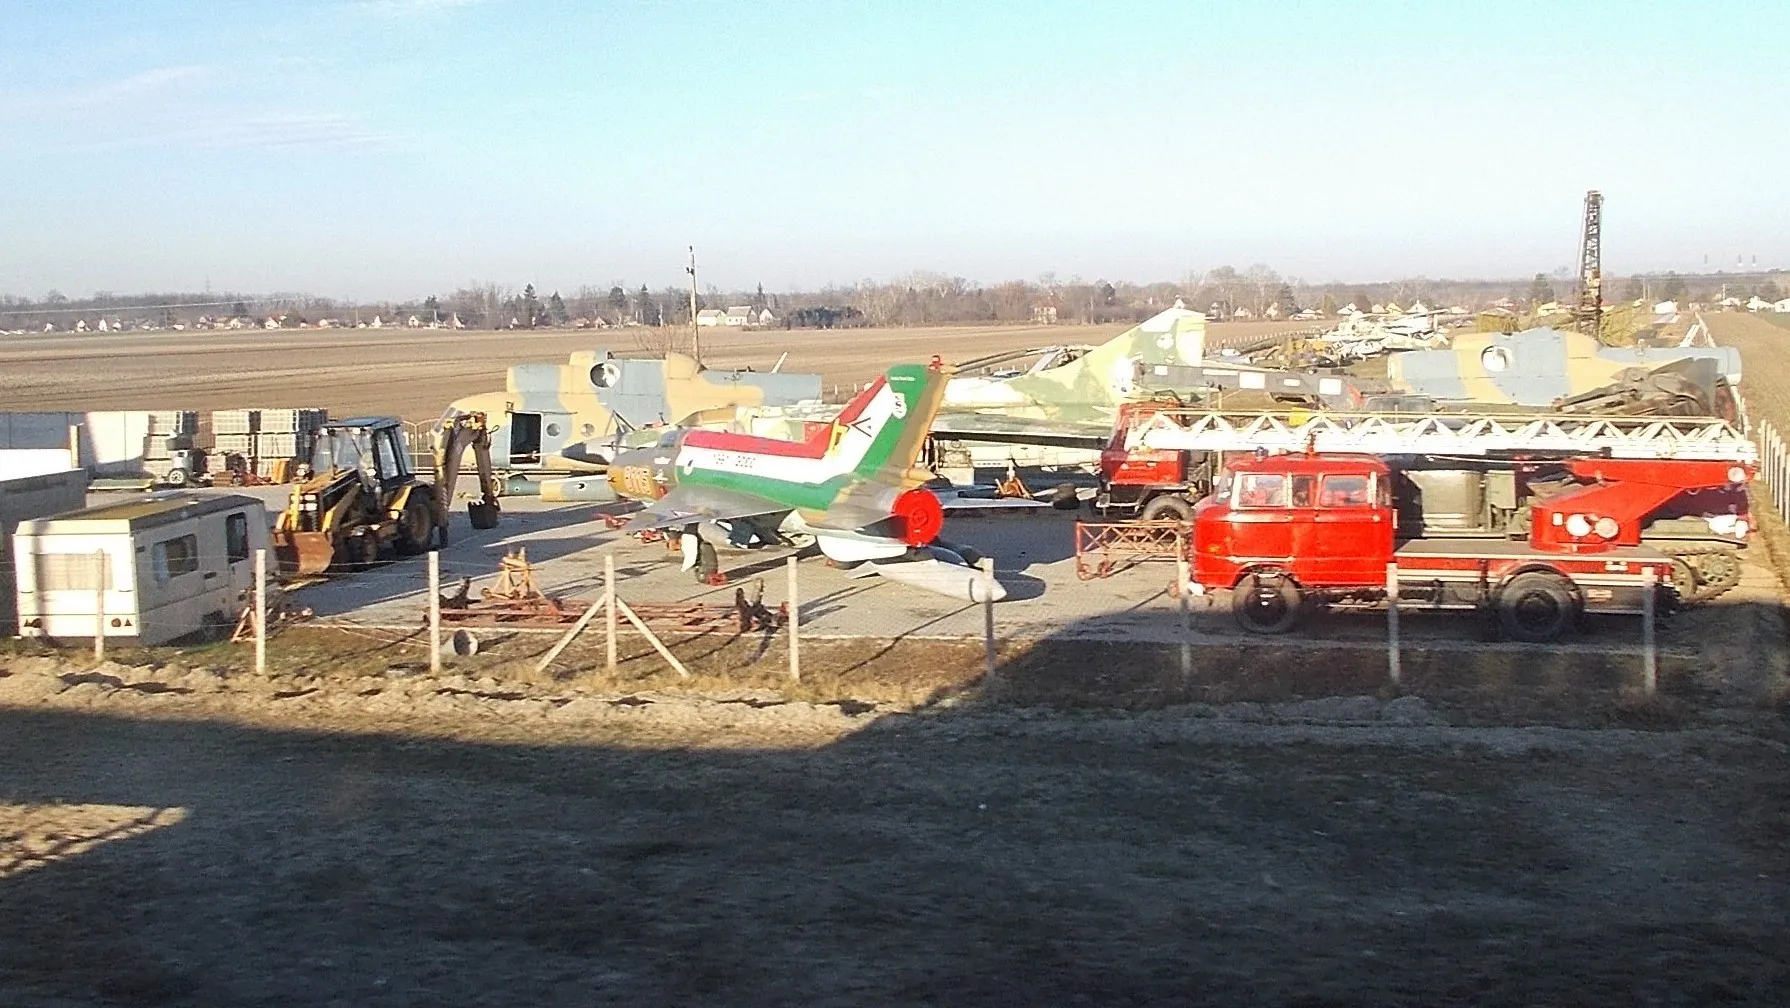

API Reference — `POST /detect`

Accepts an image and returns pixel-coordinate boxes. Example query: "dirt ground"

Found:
[3,641,1789,1006]
[0,319,1312,423]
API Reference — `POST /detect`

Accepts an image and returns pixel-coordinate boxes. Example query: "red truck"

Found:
[1097,405,1757,640]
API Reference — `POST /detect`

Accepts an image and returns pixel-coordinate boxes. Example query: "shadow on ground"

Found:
[4,627,1790,1006]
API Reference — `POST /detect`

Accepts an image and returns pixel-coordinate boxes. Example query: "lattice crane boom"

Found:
[1125,407,1757,463]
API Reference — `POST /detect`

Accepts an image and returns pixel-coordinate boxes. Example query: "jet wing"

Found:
[621,485,789,533]
[928,412,1112,449]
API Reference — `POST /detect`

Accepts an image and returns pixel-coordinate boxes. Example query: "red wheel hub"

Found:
[891,488,944,546]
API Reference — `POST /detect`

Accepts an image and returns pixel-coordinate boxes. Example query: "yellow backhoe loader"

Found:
[271,414,499,576]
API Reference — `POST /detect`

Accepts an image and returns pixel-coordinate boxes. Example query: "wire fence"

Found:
[9,533,1703,708]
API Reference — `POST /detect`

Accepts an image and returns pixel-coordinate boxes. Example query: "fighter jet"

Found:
[607,360,1005,603]
[930,304,1212,452]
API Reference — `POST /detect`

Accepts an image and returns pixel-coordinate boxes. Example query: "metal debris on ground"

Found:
[439,548,782,634]
[232,594,314,642]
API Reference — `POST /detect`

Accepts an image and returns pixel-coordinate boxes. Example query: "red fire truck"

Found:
[1098,406,1758,640]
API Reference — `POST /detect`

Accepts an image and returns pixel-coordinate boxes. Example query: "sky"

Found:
[0,0,1783,300]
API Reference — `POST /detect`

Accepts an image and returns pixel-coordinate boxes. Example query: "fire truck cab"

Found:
[1193,452,1681,642]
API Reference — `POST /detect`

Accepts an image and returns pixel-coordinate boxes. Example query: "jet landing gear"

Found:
[679,527,723,585]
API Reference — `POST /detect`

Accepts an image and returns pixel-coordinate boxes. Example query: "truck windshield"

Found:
[1236,472,1287,508]
[1319,474,1372,507]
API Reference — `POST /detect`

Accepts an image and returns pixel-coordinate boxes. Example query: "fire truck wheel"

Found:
[1497,572,1576,642]
[1141,495,1194,523]
[1232,573,1302,634]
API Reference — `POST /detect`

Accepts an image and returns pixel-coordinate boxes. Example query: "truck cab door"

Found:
[1308,472,1393,585]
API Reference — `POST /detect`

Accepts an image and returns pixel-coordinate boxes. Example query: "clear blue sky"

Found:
[1,0,1782,300]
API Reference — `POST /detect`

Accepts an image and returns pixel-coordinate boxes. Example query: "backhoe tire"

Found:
[396,496,434,556]
[1232,573,1302,635]
[1496,572,1576,642]
[1141,494,1194,523]
[347,532,381,570]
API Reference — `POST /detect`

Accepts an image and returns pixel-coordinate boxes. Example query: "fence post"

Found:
[253,548,267,675]
[93,550,106,664]
[980,557,997,677]
[604,553,617,673]
[1641,566,1657,695]
[1176,555,1192,682]
[786,555,800,682]
[427,549,441,675]
[1386,562,1401,686]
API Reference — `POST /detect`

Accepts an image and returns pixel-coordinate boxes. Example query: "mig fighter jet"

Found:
[607,360,1005,602]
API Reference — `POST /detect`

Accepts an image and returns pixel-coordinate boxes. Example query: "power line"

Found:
[0,298,289,318]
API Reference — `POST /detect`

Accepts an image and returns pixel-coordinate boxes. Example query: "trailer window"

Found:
[1319,474,1372,507]
[1236,473,1287,508]
[226,513,250,563]
[152,535,199,583]
[36,553,107,592]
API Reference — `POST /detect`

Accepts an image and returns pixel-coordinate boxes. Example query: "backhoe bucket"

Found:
[273,530,336,577]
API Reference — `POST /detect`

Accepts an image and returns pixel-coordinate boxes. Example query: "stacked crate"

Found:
[253,408,326,479]
[143,410,198,456]
[140,410,199,483]
[208,408,327,481]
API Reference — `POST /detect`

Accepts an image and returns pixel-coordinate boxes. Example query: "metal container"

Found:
[1403,470,1486,532]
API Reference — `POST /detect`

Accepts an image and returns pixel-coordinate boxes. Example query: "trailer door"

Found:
[223,510,258,619]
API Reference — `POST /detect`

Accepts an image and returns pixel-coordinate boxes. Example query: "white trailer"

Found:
[12,494,269,645]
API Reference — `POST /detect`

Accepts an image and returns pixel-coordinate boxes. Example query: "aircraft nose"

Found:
[608,447,659,501]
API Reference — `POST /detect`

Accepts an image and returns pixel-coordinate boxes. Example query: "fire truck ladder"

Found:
[1125,409,1758,463]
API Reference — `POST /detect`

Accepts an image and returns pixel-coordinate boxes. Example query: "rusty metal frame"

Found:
[1074,520,1188,580]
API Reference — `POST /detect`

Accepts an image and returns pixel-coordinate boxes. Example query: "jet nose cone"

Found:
[608,447,663,502]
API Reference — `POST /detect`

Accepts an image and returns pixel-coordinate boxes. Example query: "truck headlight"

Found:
[1565,513,1592,538]
[1594,516,1618,539]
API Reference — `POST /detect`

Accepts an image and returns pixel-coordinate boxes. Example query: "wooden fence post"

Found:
[786,556,800,681]
[1641,566,1657,695]
[1176,555,1192,682]
[93,550,106,664]
[980,557,997,677]
[1386,562,1401,686]
[427,549,441,675]
[605,553,617,673]
[253,548,267,675]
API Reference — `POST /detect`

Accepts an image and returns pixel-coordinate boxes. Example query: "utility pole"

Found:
[686,246,702,365]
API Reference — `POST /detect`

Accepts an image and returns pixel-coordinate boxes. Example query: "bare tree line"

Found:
[5,266,1786,334]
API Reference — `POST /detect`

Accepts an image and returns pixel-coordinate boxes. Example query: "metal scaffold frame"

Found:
[1074,520,1189,580]
[1124,409,1758,463]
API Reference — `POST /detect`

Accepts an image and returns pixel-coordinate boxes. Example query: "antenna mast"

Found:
[686,246,702,366]
[1575,190,1603,338]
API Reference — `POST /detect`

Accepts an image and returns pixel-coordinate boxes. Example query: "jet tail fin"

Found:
[825,361,950,489]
